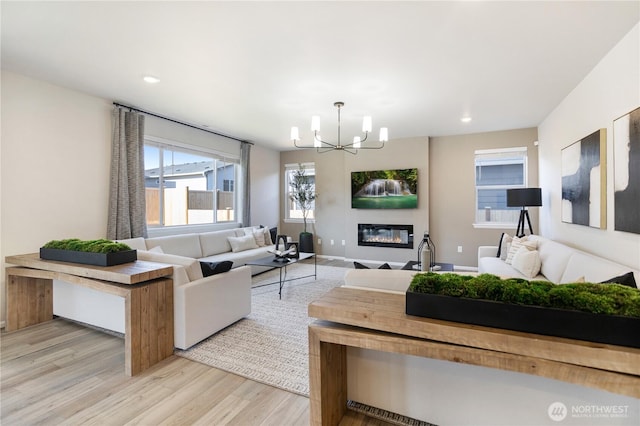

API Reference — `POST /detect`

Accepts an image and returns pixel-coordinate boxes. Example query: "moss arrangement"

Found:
[408,272,640,318]
[43,238,132,254]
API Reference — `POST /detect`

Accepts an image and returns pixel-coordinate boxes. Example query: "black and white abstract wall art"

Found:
[613,106,640,234]
[561,129,606,229]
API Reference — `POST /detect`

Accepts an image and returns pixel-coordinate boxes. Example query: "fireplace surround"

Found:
[357,224,414,249]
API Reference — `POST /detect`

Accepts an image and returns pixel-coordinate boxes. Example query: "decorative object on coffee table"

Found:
[40,238,136,266]
[288,164,317,253]
[406,272,640,348]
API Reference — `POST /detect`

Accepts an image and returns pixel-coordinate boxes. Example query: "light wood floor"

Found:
[1,258,393,426]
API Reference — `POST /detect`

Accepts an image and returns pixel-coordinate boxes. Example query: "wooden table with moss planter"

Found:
[5,252,174,376]
[308,276,640,425]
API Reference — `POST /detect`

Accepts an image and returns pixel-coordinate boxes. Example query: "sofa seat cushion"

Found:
[137,250,204,282]
[145,234,203,259]
[478,256,546,281]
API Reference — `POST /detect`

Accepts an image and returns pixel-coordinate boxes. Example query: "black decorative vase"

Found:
[299,232,314,253]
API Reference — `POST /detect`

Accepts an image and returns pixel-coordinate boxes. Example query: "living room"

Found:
[1,1,639,425]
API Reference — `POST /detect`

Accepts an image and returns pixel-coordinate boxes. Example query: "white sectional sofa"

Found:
[478,234,639,286]
[54,226,277,350]
[123,226,277,276]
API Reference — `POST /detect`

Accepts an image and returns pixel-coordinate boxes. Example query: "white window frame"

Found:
[144,135,240,230]
[284,162,316,224]
[473,147,528,229]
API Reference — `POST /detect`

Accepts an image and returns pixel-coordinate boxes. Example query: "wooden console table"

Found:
[5,253,174,376]
[308,287,640,425]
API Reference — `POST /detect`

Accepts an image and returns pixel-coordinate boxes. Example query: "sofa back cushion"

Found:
[529,235,574,283]
[137,250,203,282]
[560,252,640,286]
[116,237,147,251]
[145,234,202,259]
[200,229,241,257]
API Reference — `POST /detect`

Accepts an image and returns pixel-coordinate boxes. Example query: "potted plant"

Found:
[406,272,640,348]
[40,238,136,266]
[289,164,318,253]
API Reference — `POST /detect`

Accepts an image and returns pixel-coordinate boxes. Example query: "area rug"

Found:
[175,263,345,397]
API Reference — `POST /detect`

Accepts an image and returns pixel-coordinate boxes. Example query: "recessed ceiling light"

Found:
[143,75,160,84]
[461,116,472,123]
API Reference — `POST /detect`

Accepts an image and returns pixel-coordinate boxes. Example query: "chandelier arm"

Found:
[314,131,338,148]
[293,140,319,149]
[358,141,385,150]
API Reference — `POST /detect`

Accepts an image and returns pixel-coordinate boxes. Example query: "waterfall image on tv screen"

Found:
[351,168,418,209]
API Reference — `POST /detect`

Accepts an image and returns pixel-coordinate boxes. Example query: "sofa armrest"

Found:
[478,246,498,263]
[173,266,251,349]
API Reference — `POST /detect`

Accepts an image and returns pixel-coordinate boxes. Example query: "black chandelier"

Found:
[291,101,388,154]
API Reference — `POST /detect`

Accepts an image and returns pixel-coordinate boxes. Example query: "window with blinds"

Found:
[474,147,528,227]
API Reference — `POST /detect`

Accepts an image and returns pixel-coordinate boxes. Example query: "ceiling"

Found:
[2,1,639,151]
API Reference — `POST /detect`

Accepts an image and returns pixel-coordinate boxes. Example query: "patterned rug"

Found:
[175,263,344,397]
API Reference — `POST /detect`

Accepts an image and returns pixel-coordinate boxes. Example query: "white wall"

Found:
[1,71,112,325]
[538,22,640,272]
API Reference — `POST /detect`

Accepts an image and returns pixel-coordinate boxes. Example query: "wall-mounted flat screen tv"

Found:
[351,168,418,209]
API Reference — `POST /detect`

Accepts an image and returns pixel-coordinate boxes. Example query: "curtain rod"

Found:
[112,102,253,145]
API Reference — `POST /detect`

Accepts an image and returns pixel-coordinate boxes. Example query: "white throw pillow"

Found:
[499,233,513,261]
[263,227,273,245]
[253,229,266,247]
[149,245,164,253]
[511,247,541,278]
[505,236,537,265]
[228,235,259,252]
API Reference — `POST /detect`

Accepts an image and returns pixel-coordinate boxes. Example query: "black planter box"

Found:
[406,291,640,348]
[40,248,137,267]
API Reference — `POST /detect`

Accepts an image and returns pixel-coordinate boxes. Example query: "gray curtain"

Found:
[107,107,148,240]
[240,141,251,227]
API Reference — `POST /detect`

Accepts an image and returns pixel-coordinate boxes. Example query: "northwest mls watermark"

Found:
[548,402,630,422]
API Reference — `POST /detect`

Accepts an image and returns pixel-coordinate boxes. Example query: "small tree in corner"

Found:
[289,164,317,234]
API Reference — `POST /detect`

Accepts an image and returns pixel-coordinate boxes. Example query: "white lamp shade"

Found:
[353,136,361,149]
[311,116,321,132]
[379,127,388,142]
[314,134,321,148]
[290,126,299,141]
[362,116,372,133]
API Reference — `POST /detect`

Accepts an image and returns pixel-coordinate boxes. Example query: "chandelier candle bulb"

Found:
[362,116,372,133]
[290,126,299,141]
[353,136,361,149]
[379,127,388,142]
[314,135,321,148]
[311,116,321,132]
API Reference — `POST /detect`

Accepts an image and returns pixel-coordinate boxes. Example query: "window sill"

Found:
[472,222,517,230]
[284,218,316,224]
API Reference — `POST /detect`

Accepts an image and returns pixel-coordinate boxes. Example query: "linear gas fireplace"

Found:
[358,224,414,249]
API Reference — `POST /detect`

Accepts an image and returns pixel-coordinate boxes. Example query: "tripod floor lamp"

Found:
[507,188,542,237]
